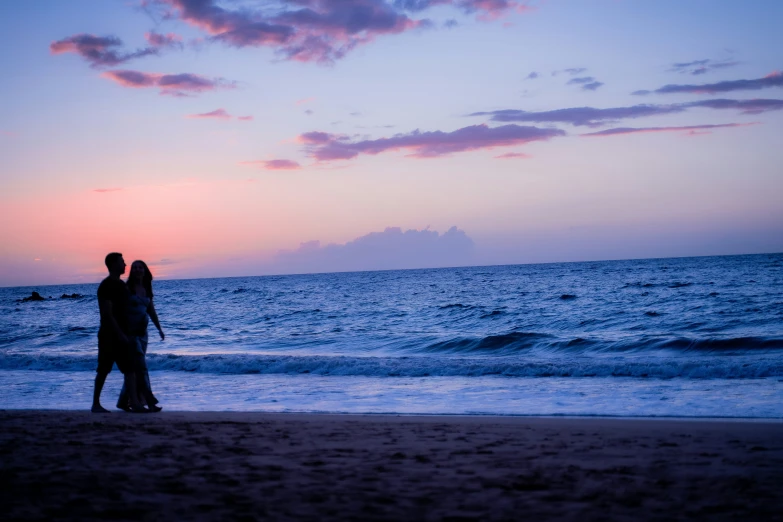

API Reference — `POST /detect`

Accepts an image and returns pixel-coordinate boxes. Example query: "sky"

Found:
[1,0,782,286]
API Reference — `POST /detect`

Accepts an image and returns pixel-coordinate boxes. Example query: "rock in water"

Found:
[19,292,47,302]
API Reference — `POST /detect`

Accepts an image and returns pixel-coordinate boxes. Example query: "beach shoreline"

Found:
[4,408,783,422]
[3,410,782,520]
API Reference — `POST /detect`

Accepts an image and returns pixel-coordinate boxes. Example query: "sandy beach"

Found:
[1,411,782,520]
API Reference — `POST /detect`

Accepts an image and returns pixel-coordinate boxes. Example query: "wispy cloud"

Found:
[239,159,302,170]
[525,71,538,80]
[101,70,235,97]
[567,76,604,91]
[634,71,783,95]
[187,108,231,120]
[470,98,783,127]
[92,188,124,193]
[494,152,531,159]
[145,30,184,50]
[582,122,758,137]
[50,34,158,68]
[394,0,529,18]
[582,81,603,91]
[471,104,685,127]
[186,108,252,120]
[552,67,586,77]
[298,124,564,161]
[669,58,740,76]
[687,98,783,114]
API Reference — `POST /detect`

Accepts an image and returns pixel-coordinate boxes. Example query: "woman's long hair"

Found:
[127,260,154,298]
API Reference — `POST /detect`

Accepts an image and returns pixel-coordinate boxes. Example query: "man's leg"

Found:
[93,337,114,412]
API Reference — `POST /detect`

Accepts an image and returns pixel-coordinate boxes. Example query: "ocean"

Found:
[1,253,782,417]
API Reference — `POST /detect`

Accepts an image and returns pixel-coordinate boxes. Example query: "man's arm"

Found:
[99,299,128,344]
[148,299,164,340]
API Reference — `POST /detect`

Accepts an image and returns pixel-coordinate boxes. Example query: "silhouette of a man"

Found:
[91,252,141,413]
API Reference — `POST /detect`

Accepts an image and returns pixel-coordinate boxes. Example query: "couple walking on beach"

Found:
[91,252,165,413]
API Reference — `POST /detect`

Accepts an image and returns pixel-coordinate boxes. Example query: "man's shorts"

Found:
[97,332,132,375]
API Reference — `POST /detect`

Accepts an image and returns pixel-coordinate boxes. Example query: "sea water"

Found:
[1,253,782,417]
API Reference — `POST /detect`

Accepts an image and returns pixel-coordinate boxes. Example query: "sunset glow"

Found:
[1,0,782,286]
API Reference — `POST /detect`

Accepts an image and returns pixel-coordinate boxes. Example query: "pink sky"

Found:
[1,1,782,286]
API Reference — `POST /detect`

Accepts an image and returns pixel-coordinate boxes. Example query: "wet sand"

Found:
[1,411,782,521]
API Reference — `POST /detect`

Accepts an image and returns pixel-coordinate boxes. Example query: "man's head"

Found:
[104,252,126,276]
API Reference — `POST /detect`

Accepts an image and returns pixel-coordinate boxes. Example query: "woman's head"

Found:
[128,260,153,297]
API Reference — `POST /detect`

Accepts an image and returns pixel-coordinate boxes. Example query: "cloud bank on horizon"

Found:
[272,226,475,274]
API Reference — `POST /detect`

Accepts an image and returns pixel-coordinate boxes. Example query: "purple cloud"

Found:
[470,98,783,127]
[187,108,231,120]
[582,81,603,91]
[567,76,604,91]
[669,58,740,76]
[525,71,538,80]
[394,0,525,18]
[299,131,334,144]
[101,70,235,96]
[298,124,564,160]
[187,108,254,120]
[240,159,302,170]
[50,34,158,68]
[635,71,783,95]
[494,152,530,159]
[470,104,685,127]
[145,31,184,50]
[273,226,475,273]
[159,0,426,64]
[582,122,758,137]
[156,0,528,64]
[688,98,783,114]
[552,67,587,77]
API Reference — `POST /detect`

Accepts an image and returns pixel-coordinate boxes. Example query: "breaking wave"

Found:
[2,352,782,379]
[414,333,783,356]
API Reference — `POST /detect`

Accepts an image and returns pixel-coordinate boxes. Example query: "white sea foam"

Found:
[2,352,782,379]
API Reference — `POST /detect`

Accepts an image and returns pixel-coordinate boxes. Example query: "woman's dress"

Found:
[117,293,159,408]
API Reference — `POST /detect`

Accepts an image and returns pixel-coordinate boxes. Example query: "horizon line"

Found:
[2,250,780,290]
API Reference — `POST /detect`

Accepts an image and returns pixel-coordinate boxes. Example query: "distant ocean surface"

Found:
[2,254,782,417]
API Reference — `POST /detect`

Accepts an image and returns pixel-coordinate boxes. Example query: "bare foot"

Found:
[91,404,111,413]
